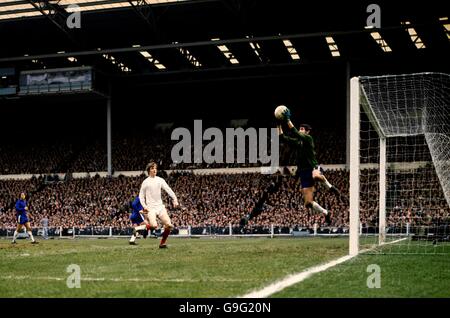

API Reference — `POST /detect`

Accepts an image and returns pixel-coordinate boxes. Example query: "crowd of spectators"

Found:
[0,123,346,175]
[2,123,432,176]
[1,119,448,234]
[0,174,143,229]
[1,168,448,234]
[0,142,75,175]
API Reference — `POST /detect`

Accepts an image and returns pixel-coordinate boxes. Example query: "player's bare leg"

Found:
[158,209,173,248]
[312,169,343,199]
[303,187,331,224]
[130,221,150,245]
[11,224,22,244]
[25,222,37,243]
[147,210,158,231]
[313,169,332,190]
[129,228,138,245]
[135,221,151,237]
[142,215,156,237]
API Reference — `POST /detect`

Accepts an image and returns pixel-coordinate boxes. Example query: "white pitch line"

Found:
[0,275,64,281]
[239,254,355,298]
[380,237,408,246]
[240,237,410,298]
[0,275,252,283]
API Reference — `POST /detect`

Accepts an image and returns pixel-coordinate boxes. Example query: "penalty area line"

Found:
[380,237,408,246]
[238,254,355,298]
[239,237,410,298]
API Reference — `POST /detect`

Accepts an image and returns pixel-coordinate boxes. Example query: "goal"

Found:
[349,72,450,255]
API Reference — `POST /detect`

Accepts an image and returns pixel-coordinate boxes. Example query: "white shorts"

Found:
[147,205,172,228]
[148,205,166,217]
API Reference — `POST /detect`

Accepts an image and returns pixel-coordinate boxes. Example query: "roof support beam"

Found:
[127,0,165,42]
[0,21,443,63]
[220,0,258,30]
[221,0,268,64]
[26,0,78,45]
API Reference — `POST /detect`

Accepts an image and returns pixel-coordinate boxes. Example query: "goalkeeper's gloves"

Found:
[283,108,291,121]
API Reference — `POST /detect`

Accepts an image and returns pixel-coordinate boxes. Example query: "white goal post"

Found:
[349,72,450,256]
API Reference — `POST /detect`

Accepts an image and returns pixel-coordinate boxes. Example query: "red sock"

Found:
[160,228,171,245]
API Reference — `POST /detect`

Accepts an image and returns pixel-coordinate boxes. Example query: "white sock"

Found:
[130,235,136,242]
[135,224,147,231]
[322,177,332,189]
[27,231,35,242]
[312,202,328,215]
[12,230,18,242]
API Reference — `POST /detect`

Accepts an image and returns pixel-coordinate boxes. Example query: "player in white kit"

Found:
[139,161,179,248]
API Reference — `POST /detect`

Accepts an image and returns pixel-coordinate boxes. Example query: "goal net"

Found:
[349,72,450,255]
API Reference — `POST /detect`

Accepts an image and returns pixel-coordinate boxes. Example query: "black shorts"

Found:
[298,166,323,188]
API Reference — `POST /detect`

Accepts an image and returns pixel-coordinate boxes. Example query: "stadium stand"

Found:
[1,167,448,235]
[0,123,346,175]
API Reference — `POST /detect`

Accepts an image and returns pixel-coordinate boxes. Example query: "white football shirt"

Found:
[139,176,177,211]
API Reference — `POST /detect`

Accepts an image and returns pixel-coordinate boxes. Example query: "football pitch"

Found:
[1,237,449,298]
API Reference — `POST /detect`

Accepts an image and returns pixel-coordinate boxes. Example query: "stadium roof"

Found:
[0,0,448,86]
[0,0,186,21]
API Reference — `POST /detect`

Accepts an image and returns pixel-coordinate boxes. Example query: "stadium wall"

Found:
[0,162,433,180]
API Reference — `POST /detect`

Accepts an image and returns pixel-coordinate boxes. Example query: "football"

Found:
[274,105,289,120]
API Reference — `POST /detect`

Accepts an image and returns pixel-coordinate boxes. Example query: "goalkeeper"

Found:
[277,107,343,224]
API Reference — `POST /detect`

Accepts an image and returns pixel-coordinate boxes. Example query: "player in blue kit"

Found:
[11,192,38,244]
[129,195,151,245]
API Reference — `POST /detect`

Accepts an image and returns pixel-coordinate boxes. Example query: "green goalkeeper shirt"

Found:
[281,127,318,171]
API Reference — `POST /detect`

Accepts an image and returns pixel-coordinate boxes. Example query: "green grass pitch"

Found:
[1,237,449,297]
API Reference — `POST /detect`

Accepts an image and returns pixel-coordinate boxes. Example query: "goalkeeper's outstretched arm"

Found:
[278,123,301,146]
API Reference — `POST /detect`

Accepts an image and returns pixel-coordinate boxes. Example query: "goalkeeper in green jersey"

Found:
[276,107,343,225]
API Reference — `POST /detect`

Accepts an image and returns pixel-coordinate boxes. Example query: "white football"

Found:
[274,105,289,120]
